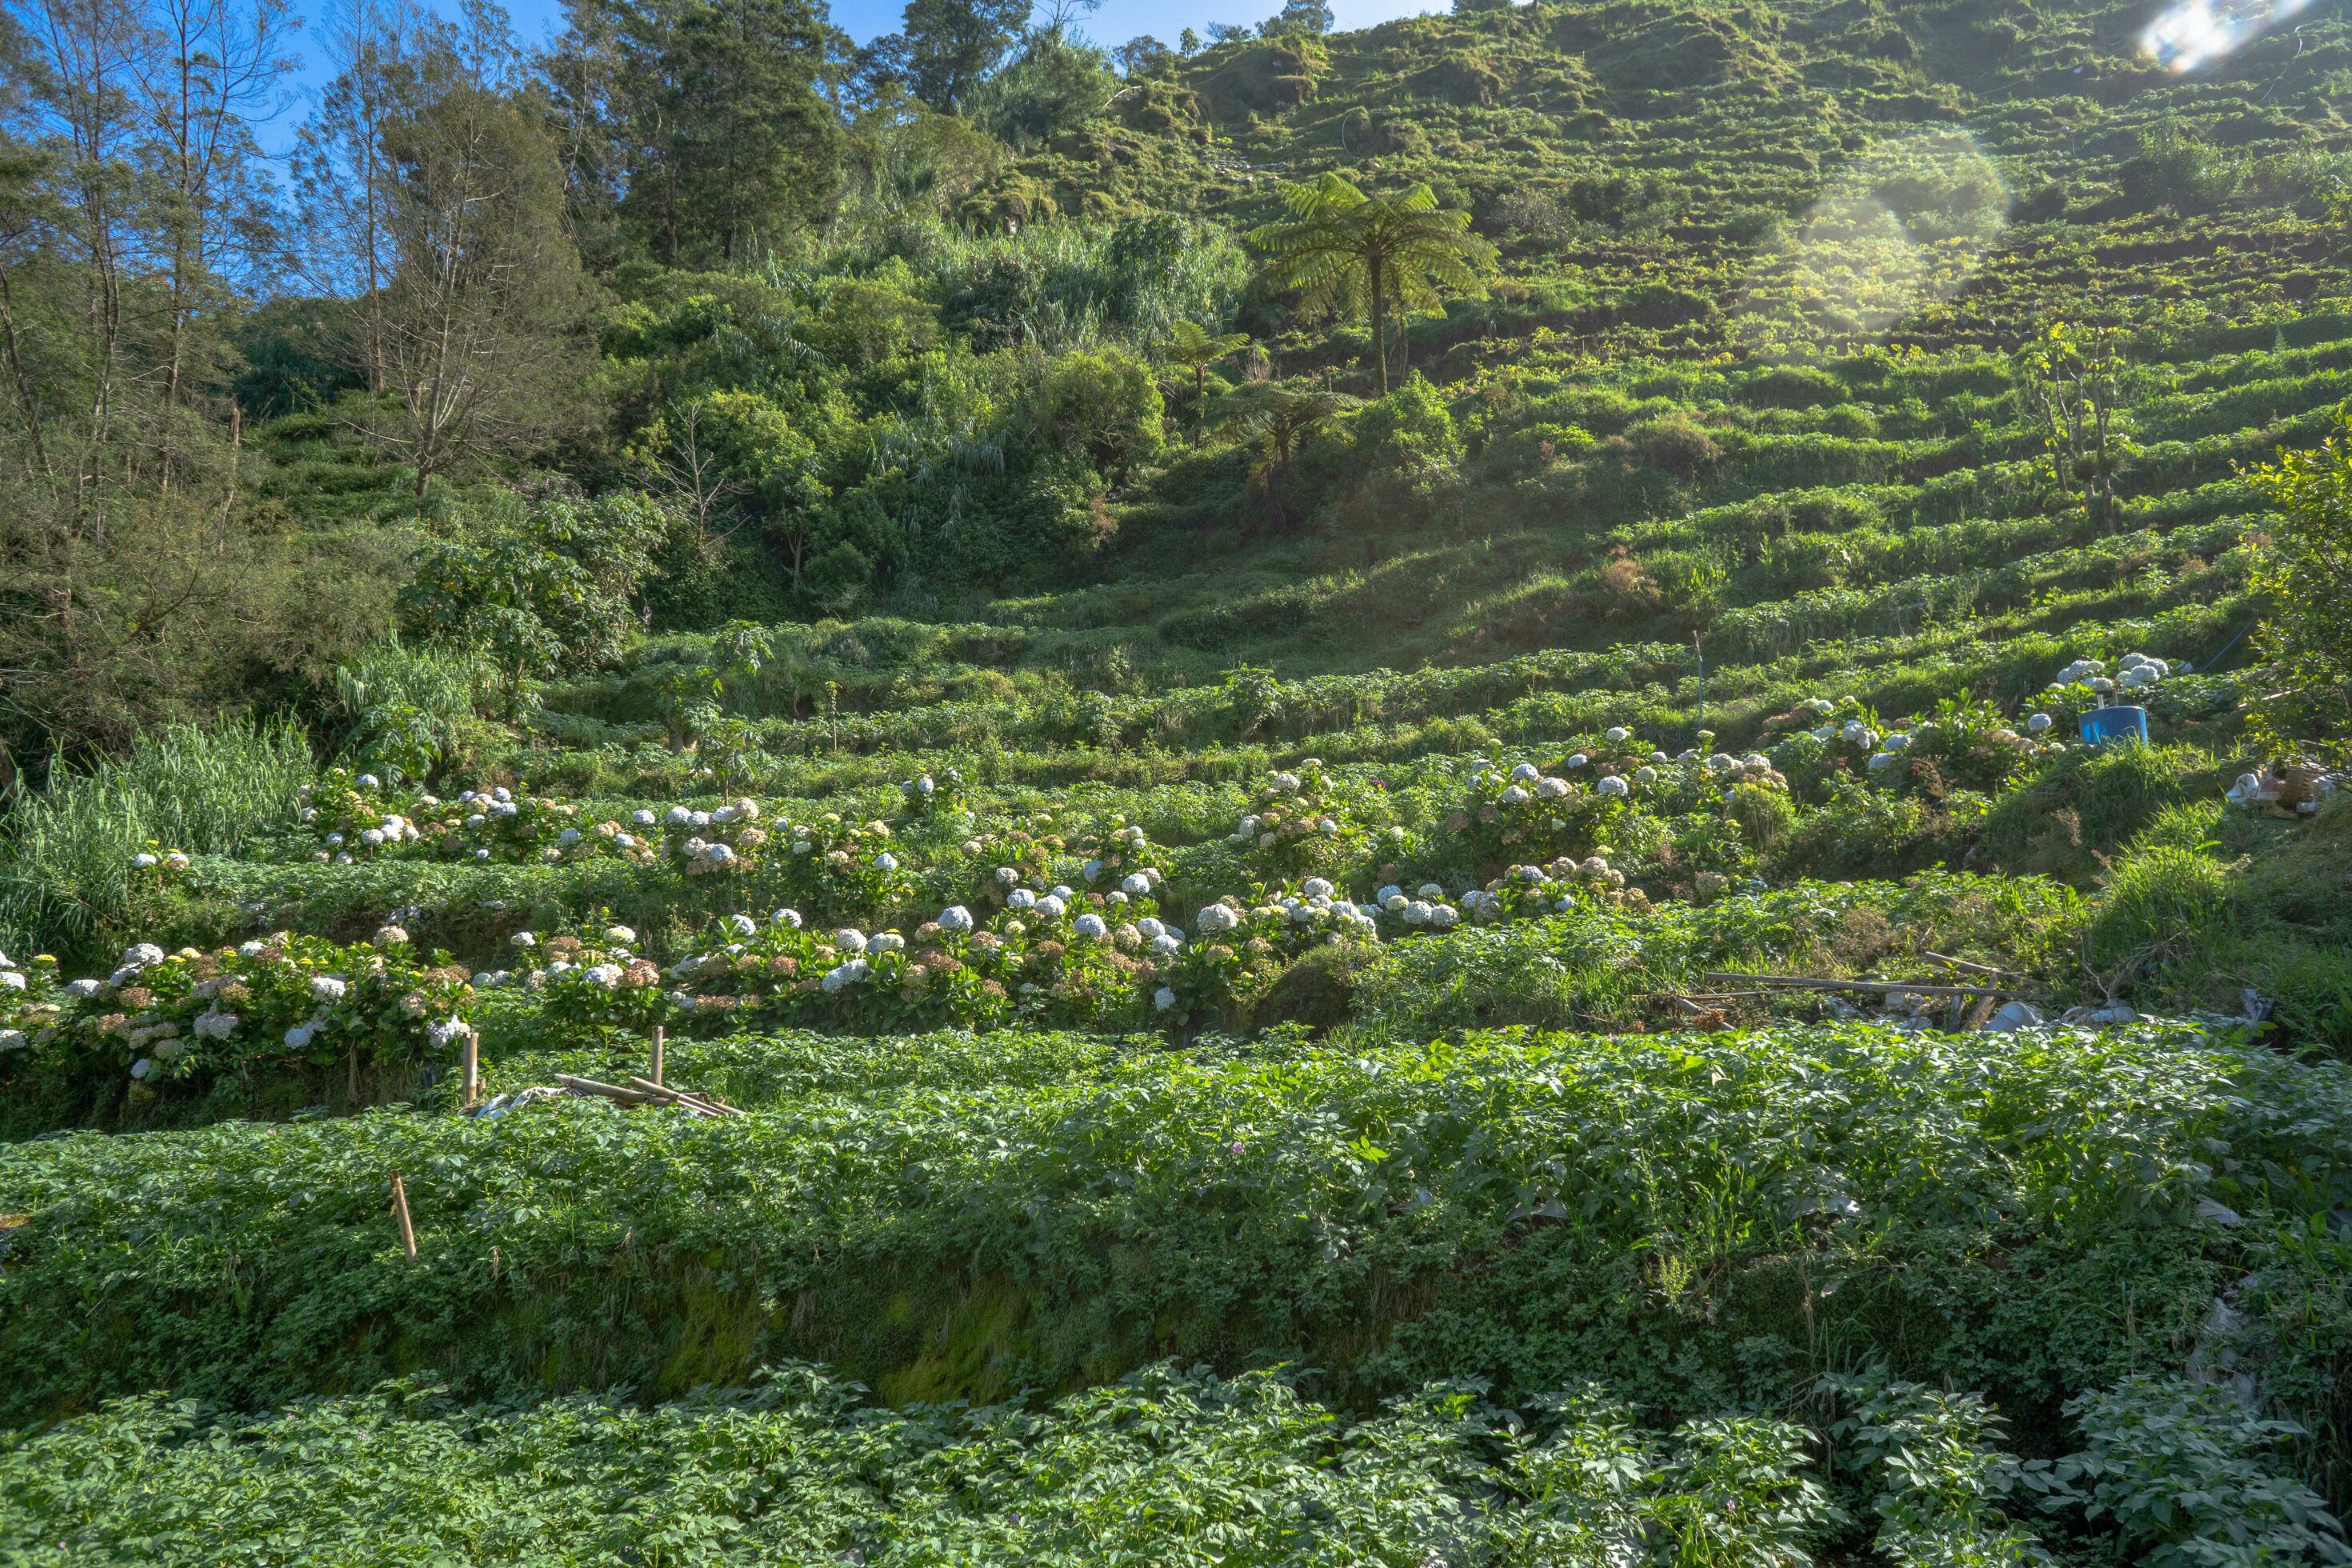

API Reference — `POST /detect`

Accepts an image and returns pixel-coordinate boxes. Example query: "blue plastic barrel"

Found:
[2079,705,2149,746]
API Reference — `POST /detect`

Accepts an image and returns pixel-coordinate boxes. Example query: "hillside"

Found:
[5,0,2352,1558]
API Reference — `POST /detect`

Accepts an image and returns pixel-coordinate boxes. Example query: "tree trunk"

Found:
[1367,254,1388,395]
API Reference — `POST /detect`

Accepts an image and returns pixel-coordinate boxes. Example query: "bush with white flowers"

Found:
[5,933,474,1090]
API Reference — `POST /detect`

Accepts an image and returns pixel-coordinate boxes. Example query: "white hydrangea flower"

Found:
[1074,913,1109,941]
[512,931,538,948]
[122,943,166,969]
[1597,775,1630,798]
[1510,762,1540,783]
[1121,873,1151,898]
[1605,726,1631,743]
[994,866,1018,886]
[284,1022,319,1050]
[939,906,973,933]
[866,932,904,955]
[821,958,869,993]
[584,963,623,989]
[1150,934,1182,957]
[666,805,693,827]
[1036,894,1066,919]
[631,810,657,827]
[1082,858,1103,882]
[1500,786,1531,806]
[1536,776,1570,799]
[358,774,381,790]
[1154,986,1177,1012]
[2026,714,2053,734]
[1137,918,1166,941]
[1008,888,1036,910]
[876,852,900,873]
[833,928,866,954]
[1566,754,1589,769]
[65,978,101,999]
[1302,877,1334,899]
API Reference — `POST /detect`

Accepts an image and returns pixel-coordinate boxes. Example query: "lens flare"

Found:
[1732,130,2009,348]
[2142,0,2311,72]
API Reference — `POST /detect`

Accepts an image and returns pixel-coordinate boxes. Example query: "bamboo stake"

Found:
[649,1024,665,1088]
[347,1043,359,1105]
[462,1030,480,1108]
[389,1170,418,1262]
[554,1073,657,1103]
[627,1076,744,1117]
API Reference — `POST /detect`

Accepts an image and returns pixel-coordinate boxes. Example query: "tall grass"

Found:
[0,719,313,962]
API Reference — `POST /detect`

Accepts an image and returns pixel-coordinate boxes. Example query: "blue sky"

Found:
[266,0,1446,147]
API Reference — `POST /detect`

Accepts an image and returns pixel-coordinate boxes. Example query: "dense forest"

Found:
[6,0,2352,1558]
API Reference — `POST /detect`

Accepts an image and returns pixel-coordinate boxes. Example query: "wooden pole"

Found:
[389,1170,418,1262]
[462,1030,480,1107]
[347,1044,359,1105]
[649,1024,664,1089]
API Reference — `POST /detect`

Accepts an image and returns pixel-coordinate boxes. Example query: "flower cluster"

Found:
[774,811,911,912]
[1450,746,1643,865]
[300,770,427,863]
[434,788,658,866]
[639,796,765,876]
[1,930,472,1089]
[654,893,1186,1032]
[1226,760,1368,880]
[2050,652,2170,702]
[958,812,1067,905]
[500,922,669,1033]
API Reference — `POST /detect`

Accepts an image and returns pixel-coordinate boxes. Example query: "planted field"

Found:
[7,0,2352,1556]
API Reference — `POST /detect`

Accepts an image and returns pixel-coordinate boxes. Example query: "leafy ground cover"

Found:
[6,0,2352,1557]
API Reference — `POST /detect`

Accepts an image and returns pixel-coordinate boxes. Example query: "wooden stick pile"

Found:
[552,1073,746,1118]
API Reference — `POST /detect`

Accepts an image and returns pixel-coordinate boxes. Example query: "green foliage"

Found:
[0,720,312,964]
[2122,123,2250,214]
[2246,408,2352,752]
[2030,1377,2351,1566]
[398,493,669,706]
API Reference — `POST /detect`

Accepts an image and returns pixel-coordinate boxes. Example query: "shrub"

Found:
[2120,123,2247,213]
[1630,413,1722,478]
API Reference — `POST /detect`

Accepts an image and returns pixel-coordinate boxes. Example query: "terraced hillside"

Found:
[6,0,2352,1558]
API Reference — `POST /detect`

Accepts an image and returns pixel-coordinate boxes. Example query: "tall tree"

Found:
[138,0,290,486]
[1250,173,1496,394]
[546,0,839,268]
[374,41,595,491]
[293,0,420,393]
[898,0,1026,113]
